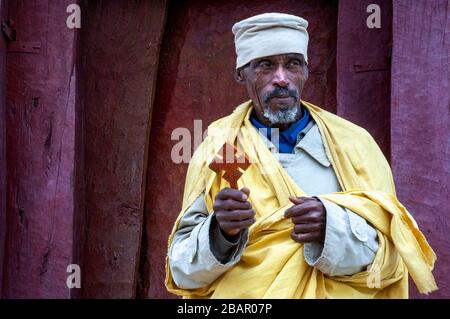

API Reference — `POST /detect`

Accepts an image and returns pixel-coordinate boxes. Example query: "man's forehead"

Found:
[251,53,305,63]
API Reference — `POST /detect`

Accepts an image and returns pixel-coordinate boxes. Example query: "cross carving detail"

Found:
[208,142,251,189]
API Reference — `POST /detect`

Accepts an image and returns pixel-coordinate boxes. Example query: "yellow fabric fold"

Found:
[165,100,437,298]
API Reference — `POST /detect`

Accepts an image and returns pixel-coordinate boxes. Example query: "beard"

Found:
[261,87,301,125]
[262,106,300,125]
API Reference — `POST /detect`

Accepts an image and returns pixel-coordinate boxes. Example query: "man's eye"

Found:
[288,59,302,67]
[258,61,272,68]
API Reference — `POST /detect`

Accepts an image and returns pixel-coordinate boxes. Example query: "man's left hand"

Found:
[284,196,326,243]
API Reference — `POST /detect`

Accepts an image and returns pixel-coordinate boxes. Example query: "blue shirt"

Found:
[250,106,311,153]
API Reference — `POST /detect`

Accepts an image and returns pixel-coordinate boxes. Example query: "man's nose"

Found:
[272,66,289,87]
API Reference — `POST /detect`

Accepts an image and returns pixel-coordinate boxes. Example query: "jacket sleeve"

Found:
[303,197,379,276]
[169,193,248,289]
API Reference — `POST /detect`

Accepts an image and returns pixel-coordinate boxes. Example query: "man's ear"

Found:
[234,68,246,84]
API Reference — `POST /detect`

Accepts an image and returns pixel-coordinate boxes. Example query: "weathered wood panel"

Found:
[0,0,8,296]
[3,0,78,298]
[391,0,450,298]
[336,0,392,159]
[140,0,338,298]
[79,0,167,298]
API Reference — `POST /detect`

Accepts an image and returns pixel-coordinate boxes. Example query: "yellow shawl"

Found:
[165,100,437,298]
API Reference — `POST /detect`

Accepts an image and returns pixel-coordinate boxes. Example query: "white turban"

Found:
[232,13,309,69]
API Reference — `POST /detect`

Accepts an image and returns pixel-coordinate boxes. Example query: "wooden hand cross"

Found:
[208,142,251,189]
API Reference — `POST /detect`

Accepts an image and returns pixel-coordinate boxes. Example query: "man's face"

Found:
[236,53,308,128]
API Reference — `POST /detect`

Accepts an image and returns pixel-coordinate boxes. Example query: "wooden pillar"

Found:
[2,0,79,298]
[391,0,450,298]
[79,0,167,298]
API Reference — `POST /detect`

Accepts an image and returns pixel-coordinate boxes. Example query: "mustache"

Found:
[263,87,299,103]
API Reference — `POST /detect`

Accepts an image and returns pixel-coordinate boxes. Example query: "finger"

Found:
[220,218,256,231]
[288,195,304,205]
[214,199,252,212]
[218,223,241,237]
[292,211,326,224]
[216,187,248,201]
[293,223,324,234]
[216,209,255,222]
[288,195,314,205]
[284,201,317,218]
[290,230,324,243]
[240,187,250,197]
[225,229,241,236]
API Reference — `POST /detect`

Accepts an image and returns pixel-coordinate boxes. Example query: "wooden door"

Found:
[139,0,338,298]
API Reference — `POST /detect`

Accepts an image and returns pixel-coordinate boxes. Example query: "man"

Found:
[165,13,436,298]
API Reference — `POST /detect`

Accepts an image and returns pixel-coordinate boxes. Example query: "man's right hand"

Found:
[213,187,256,237]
